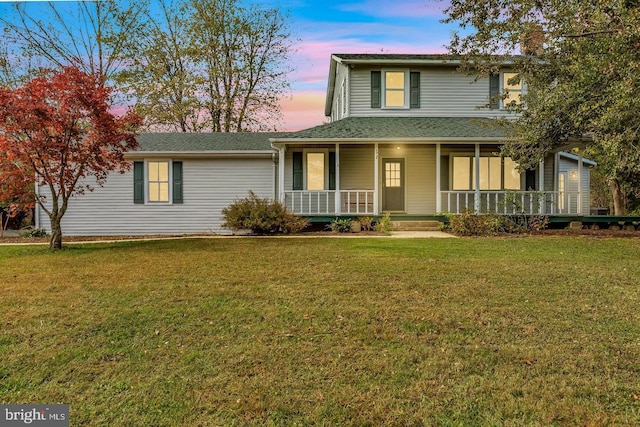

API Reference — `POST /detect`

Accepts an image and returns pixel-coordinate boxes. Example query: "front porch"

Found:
[284,189,582,216]
[273,142,590,217]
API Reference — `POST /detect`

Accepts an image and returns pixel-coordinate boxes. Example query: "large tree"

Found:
[117,0,203,132]
[0,0,148,88]
[0,67,141,250]
[120,0,294,132]
[443,0,640,214]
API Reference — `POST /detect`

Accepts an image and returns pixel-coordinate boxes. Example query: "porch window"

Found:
[306,152,325,190]
[451,156,521,190]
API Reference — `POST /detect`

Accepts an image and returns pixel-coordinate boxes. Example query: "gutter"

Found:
[124,150,275,159]
[269,137,507,145]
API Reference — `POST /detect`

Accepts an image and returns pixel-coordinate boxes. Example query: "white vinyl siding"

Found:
[37,158,275,236]
[332,63,350,121]
[339,146,375,190]
[559,156,590,214]
[378,145,436,214]
[348,66,516,118]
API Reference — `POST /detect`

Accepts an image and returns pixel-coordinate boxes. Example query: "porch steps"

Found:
[390,221,442,231]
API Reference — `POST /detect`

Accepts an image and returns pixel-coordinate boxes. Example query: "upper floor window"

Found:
[502,73,523,106]
[371,70,420,109]
[490,72,524,109]
[385,71,406,107]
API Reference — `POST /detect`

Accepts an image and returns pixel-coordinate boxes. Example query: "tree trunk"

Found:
[609,178,625,216]
[49,216,63,250]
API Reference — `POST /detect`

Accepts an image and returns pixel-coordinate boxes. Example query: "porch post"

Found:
[577,150,583,214]
[553,152,559,215]
[278,146,286,203]
[335,143,341,215]
[474,144,480,212]
[374,143,379,215]
[436,143,441,213]
[538,158,545,214]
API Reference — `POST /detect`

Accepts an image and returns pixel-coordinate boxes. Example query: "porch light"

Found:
[570,170,577,179]
[396,146,401,150]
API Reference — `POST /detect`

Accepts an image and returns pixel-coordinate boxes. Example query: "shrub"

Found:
[358,216,374,231]
[222,192,308,235]
[444,211,548,236]
[328,218,353,233]
[374,213,392,234]
[19,227,49,238]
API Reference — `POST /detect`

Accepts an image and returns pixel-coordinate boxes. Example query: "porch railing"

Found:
[284,190,374,215]
[341,190,374,215]
[440,191,582,215]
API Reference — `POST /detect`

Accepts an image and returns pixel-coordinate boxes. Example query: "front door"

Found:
[383,158,404,212]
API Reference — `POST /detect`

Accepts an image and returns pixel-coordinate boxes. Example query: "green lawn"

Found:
[1,237,639,426]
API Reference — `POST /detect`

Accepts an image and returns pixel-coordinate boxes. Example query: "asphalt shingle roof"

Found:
[284,117,507,140]
[135,132,288,152]
[333,53,458,62]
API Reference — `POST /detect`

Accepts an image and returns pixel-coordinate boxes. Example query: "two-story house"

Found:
[35,53,593,236]
[270,54,592,219]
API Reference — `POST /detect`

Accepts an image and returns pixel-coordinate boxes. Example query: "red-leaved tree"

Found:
[0,66,141,250]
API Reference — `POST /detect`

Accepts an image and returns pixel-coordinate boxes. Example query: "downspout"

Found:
[577,150,583,215]
[538,159,545,214]
[436,143,441,213]
[272,151,278,201]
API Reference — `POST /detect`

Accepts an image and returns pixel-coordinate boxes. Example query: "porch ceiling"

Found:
[275,117,508,141]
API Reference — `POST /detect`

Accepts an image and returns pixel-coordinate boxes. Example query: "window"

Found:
[502,72,523,106]
[385,161,401,187]
[385,71,406,107]
[451,156,521,190]
[371,70,420,109]
[489,72,524,109]
[133,160,183,204]
[292,151,335,191]
[148,161,169,202]
[341,79,347,116]
[306,152,325,190]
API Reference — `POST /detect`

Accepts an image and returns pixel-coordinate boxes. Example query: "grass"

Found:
[1,237,639,426]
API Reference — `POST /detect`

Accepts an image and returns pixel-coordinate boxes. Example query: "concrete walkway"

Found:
[0,230,456,246]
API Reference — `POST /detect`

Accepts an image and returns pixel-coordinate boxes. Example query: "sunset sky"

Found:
[269,0,457,130]
[0,0,459,131]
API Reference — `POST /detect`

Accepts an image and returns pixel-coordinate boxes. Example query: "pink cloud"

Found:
[279,90,327,131]
[290,38,448,87]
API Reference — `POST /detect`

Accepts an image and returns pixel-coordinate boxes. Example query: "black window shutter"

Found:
[489,74,500,109]
[292,152,303,190]
[329,151,336,190]
[133,161,144,204]
[371,71,381,108]
[410,72,420,108]
[172,161,183,204]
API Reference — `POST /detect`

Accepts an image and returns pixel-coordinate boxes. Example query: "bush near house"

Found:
[445,211,549,236]
[222,191,308,234]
